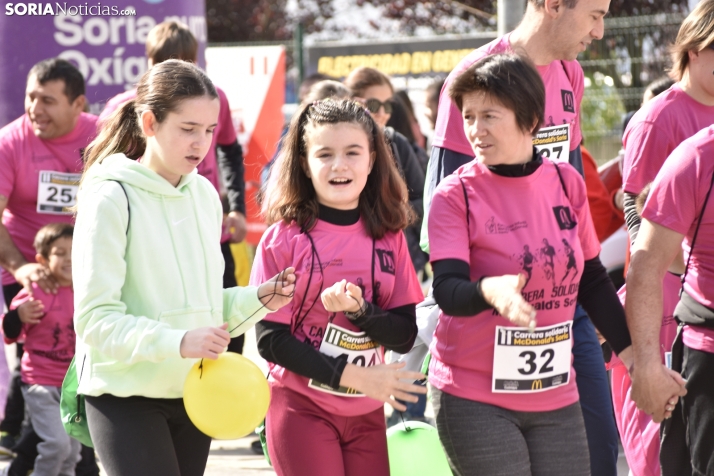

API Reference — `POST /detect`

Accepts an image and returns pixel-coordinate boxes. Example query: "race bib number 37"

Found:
[533,124,570,163]
[37,171,81,215]
[492,321,572,393]
[308,322,383,397]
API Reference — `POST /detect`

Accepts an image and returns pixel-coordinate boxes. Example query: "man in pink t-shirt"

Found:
[421,1,619,474]
[421,0,610,253]
[0,57,97,468]
[627,125,714,476]
[0,58,97,304]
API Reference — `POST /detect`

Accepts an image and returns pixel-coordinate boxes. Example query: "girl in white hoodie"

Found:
[72,60,295,476]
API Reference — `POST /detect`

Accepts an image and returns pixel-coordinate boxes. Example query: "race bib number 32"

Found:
[492,321,572,393]
[533,124,570,163]
[37,171,80,215]
[308,322,383,397]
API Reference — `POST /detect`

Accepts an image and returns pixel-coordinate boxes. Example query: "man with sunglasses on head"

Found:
[420,1,632,475]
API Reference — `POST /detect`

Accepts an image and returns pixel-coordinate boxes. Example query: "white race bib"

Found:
[308,322,383,397]
[533,124,571,163]
[37,171,81,215]
[492,321,572,393]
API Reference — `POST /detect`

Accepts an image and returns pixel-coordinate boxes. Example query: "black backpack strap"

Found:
[681,167,714,290]
[459,178,470,228]
[110,180,130,235]
[552,161,571,203]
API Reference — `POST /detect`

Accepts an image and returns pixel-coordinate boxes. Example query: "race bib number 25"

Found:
[492,321,572,393]
[37,171,80,215]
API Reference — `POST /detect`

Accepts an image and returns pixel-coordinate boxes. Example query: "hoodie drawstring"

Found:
[161,195,190,306]
[188,187,217,313]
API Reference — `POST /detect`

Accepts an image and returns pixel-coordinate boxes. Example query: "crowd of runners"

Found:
[1,0,714,475]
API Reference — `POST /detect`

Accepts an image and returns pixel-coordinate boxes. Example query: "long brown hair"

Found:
[263,99,414,239]
[668,0,714,82]
[83,59,217,175]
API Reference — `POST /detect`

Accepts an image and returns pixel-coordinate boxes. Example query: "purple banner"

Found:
[0,0,206,127]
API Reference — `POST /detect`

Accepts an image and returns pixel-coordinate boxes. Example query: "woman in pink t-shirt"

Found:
[622,0,714,247]
[427,54,633,476]
[250,99,426,476]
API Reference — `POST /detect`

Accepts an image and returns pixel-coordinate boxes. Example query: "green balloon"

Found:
[387,421,452,476]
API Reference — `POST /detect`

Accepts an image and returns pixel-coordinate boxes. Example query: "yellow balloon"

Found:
[183,353,270,439]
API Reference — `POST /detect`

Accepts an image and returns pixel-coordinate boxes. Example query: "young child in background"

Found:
[2,223,79,476]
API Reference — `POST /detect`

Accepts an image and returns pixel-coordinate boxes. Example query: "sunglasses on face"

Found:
[365,98,393,115]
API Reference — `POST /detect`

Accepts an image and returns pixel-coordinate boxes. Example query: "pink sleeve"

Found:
[9,287,31,311]
[561,164,601,260]
[385,232,424,308]
[215,88,237,146]
[0,133,17,199]
[622,120,672,195]
[249,225,294,326]
[641,142,703,236]
[428,176,471,263]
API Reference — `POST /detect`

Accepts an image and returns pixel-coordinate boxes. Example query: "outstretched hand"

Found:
[340,362,427,412]
[480,273,536,329]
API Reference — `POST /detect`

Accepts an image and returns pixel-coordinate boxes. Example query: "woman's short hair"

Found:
[448,54,545,135]
[669,0,714,82]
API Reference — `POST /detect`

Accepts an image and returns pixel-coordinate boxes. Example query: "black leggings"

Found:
[85,394,211,476]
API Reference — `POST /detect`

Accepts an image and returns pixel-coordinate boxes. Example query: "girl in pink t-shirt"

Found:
[250,99,426,476]
[427,54,633,476]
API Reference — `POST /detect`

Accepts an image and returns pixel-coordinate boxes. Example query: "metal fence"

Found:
[579,13,686,140]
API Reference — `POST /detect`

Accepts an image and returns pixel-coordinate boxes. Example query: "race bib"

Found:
[492,321,572,393]
[533,124,570,163]
[37,171,81,215]
[308,322,383,397]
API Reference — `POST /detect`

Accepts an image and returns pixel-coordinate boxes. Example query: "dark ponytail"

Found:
[83,99,145,172]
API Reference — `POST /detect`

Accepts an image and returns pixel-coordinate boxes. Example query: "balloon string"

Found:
[228,268,295,334]
[398,410,411,432]
[199,359,204,379]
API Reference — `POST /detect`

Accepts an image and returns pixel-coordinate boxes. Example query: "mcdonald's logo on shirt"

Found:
[552,206,577,230]
[531,379,543,390]
[561,90,575,113]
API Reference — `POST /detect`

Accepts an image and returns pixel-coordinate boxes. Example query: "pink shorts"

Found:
[266,383,389,476]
